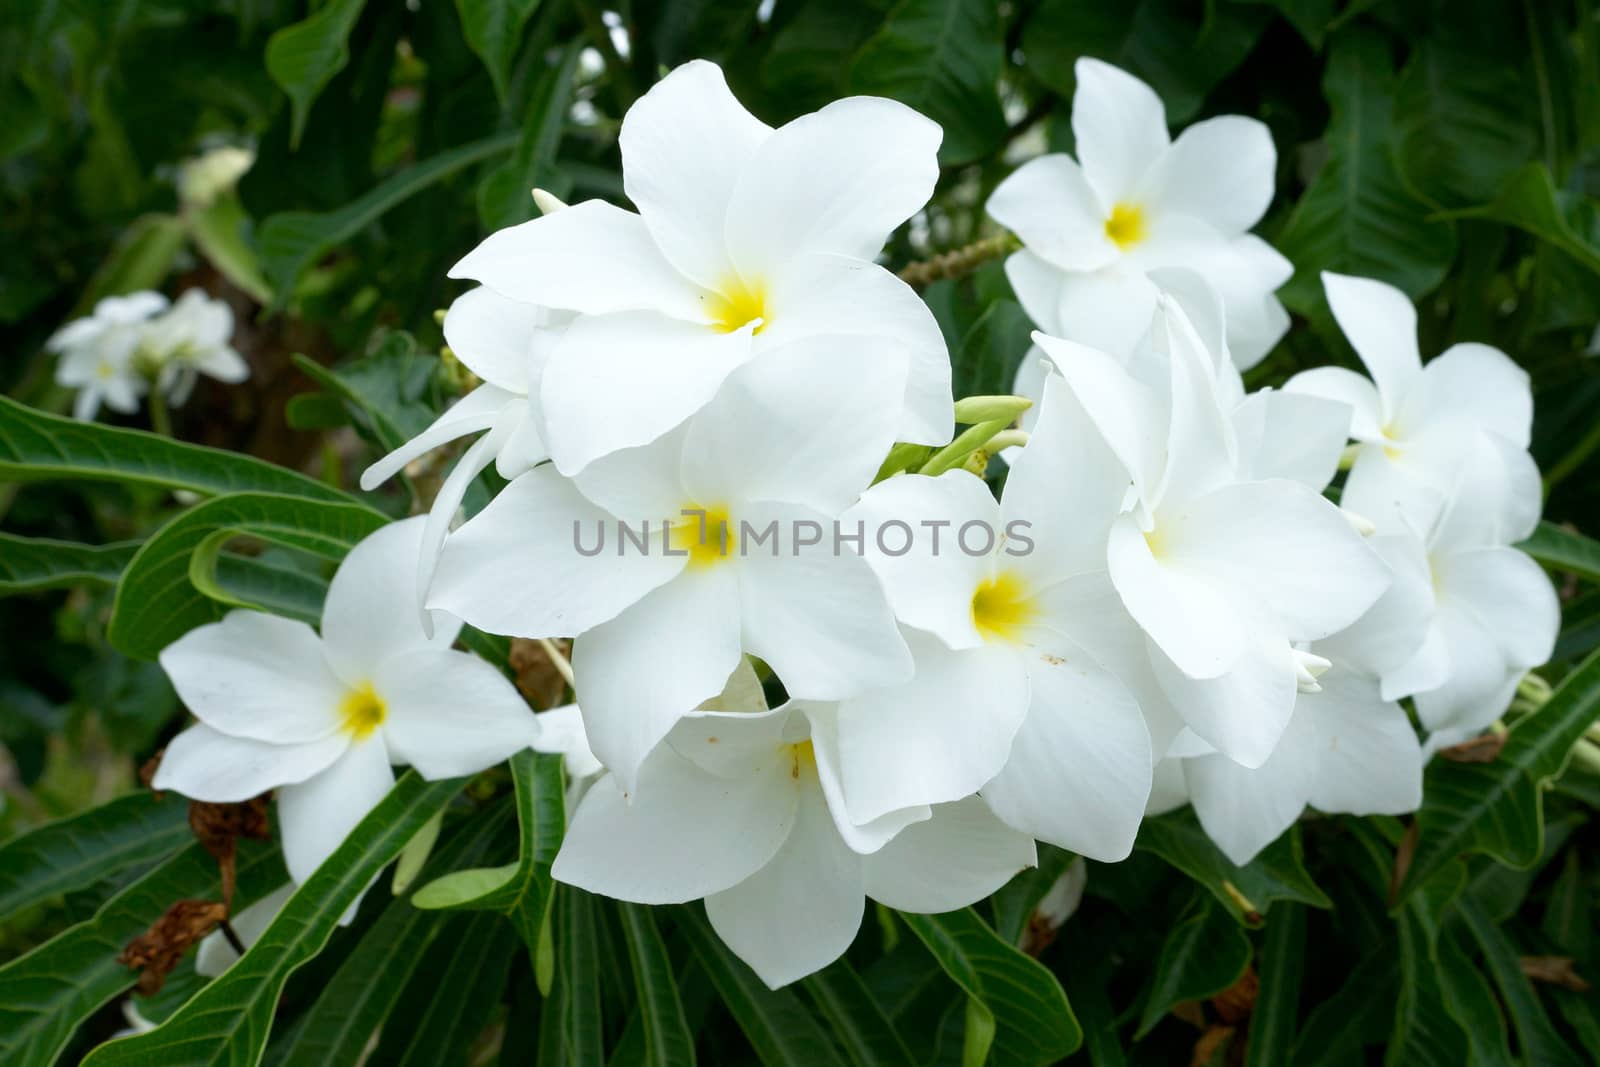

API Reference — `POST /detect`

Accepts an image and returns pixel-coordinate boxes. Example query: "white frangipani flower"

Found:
[48,292,168,421]
[552,701,1035,988]
[449,59,952,474]
[1286,272,1538,518]
[988,59,1291,369]
[153,518,537,886]
[1351,435,1558,748]
[837,372,1152,861]
[430,342,914,789]
[360,285,570,627]
[1038,301,1391,768]
[138,289,250,406]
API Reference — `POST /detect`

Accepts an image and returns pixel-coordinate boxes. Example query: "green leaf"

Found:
[618,903,697,1067]
[1135,894,1251,1038]
[950,299,1034,408]
[0,394,353,502]
[72,213,189,315]
[1385,901,1468,1067]
[900,908,1081,1066]
[0,533,139,594]
[1244,903,1305,1067]
[1234,0,1333,48]
[1399,647,1600,899]
[258,133,516,301]
[411,751,563,955]
[81,772,464,1067]
[1434,927,1515,1067]
[291,336,439,462]
[1020,0,1269,123]
[558,888,605,1067]
[265,0,369,149]
[1135,810,1331,926]
[456,0,543,101]
[848,0,1006,165]
[186,192,274,304]
[1275,28,1458,313]
[107,492,385,660]
[477,43,582,232]
[1059,958,1127,1067]
[678,904,838,1067]
[988,845,1075,947]
[268,806,511,1066]
[1447,162,1600,278]
[1520,520,1600,583]
[1290,950,1397,1067]
[803,959,916,1067]
[0,792,189,920]
[0,842,285,1067]
[1459,899,1586,1067]
[369,910,517,1067]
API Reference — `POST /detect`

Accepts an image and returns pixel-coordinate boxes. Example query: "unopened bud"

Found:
[1293,650,1332,693]
[953,394,1032,425]
[532,188,569,216]
[1341,508,1376,536]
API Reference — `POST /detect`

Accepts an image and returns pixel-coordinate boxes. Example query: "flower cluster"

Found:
[50,288,247,422]
[149,58,1556,987]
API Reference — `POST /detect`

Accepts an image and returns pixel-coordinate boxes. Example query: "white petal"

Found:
[1146,758,1189,815]
[1035,331,1165,499]
[1107,514,1247,679]
[276,738,395,884]
[1230,388,1350,491]
[442,287,545,393]
[358,383,510,491]
[1438,546,1559,670]
[195,883,294,977]
[413,424,510,638]
[1150,630,1298,769]
[1321,272,1422,418]
[863,796,1036,913]
[1317,530,1435,680]
[159,611,346,743]
[982,643,1151,860]
[531,703,603,779]
[321,517,462,684]
[1413,615,1522,737]
[758,254,952,447]
[1185,701,1318,866]
[1143,116,1275,234]
[681,335,907,514]
[1424,431,1543,549]
[1215,240,1293,371]
[843,472,999,651]
[1072,58,1169,206]
[705,782,864,989]
[450,199,706,321]
[553,741,796,903]
[429,464,684,638]
[1053,266,1161,359]
[195,345,249,384]
[620,59,771,289]
[830,631,1029,825]
[572,568,745,790]
[725,96,940,283]
[540,312,756,475]
[804,704,933,854]
[152,723,348,802]
[1409,342,1532,448]
[1157,480,1391,641]
[1285,366,1383,442]
[375,649,536,778]
[1001,370,1133,586]
[1005,253,1067,334]
[735,501,914,700]
[987,154,1119,270]
[1152,301,1238,506]
[1304,667,1422,816]
[1382,620,1453,703]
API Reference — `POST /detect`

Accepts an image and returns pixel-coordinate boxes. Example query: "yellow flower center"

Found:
[788,740,816,780]
[339,683,387,740]
[669,503,734,568]
[1104,203,1147,249]
[971,571,1037,644]
[707,277,768,334]
[95,362,115,380]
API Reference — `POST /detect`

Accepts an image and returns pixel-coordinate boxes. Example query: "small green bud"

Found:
[952,394,1032,425]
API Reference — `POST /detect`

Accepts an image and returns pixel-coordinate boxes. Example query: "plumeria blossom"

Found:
[838,372,1152,861]
[49,291,168,420]
[988,58,1290,369]
[430,343,914,789]
[1349,435,1558,749]
[138,289,250,405]
[449,59,952,474]
[360,285,570,625]
[1286,272,1539,519]
[153,518,536,888]
[552,701,1035,987]
[1037,301,1391,768]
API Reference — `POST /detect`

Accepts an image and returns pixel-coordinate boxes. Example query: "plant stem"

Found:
[147,389,173,438]
[897,233,1020,288]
